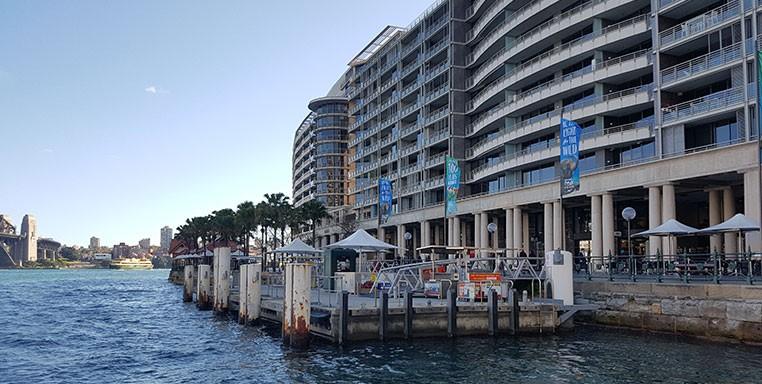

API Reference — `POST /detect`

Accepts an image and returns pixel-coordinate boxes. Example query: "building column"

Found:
[708,189,722,253]
[602,193,615,257]
[662,183,676,255]
[723,187,738,255]
[446,218,453,246]
[591,195,602,260]
[522,211,529,254]
[505,208,514,257]
[453,216,461,247]
[378,227,386,243]
[513,207,523,253]
[744,169,761,252]
[480,212,489,252]
[648,186,662,256]
[420,221,428,248]
[474,212,482,249]
[397,224,406,258]
[543,202,553,253]
[434,223,442,245]
[553,200,562,250]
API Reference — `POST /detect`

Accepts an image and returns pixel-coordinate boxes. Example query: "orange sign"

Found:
[468,272,501,282]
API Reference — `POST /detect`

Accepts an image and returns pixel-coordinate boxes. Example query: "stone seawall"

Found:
[575,281,762,342]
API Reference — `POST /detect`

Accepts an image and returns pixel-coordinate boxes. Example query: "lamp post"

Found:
[622,207,636,281]
[404,232,412,261]
[487,222,497,272]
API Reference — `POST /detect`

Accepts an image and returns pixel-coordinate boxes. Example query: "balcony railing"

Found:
[425,60,449,81]
[662,87,745,124]
[466,0,545,64]
[426,152,446,167]
[465,0,486,19]
[466,0,511,42]
[425,106,449,124]
[425,84,449,104]
[426,38,448,59]
[659,1,740,47]
[661,42,742,86]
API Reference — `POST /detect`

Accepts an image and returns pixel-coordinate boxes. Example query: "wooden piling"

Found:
[283,263,311,348]
[404,289,413,339]
[197,264,212,310]
[183,265,194,302]
[447,287,457,338]
[339,291,348,345]
[379,291,388,341]
[246,263,262,324]
[238,264,248,324]
[509,288,520,335]
[213,247,231,314]
[488,288,498,336]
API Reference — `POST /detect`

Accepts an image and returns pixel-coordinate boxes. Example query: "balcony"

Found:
[401,79,421,98]
[427,16,448,37]
[426,38,448,60]
[402,58,421,77]
[424,176,445,190]
[425,106,449,125]
[465,0,487,20]
[426,128,448,146]
[424,60,449,81]
[400,162,423,176]
[426,152,446,168]
[468,13,649,107]
[400,121,421,138]
[660,42,743,87]
[466,0,511,43]
[659,1,740,48]
[662,86,746,125]
[424,84,449,104]
[400,142,422,156]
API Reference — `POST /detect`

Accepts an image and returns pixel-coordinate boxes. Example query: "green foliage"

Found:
[60,246,82,261]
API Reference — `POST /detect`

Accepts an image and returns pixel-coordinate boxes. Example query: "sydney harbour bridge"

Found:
[0,214,60,267]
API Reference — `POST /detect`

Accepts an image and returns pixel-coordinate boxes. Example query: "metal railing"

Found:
[661,42,742,85]
[574,252,761,285]
[659,1,740,47]
[662,87,745,124]
[466,0,511,43]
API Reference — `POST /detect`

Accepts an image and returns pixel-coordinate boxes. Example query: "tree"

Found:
[264,192,291,248]
[236,201,258,256]
[300,200,329,246]
[210,209,237,244]
[338,213,357,238]
[60,246,82,261]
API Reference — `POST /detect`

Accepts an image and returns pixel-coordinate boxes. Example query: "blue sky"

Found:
[0,0,430,247]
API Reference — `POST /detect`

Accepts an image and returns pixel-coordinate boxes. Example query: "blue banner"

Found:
[560,118,581,196]
[445,156,461,216]
[378,178,392,224]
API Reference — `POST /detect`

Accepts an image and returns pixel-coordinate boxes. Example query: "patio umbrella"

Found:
[325,229,397,273]
[633,219,699,256]
[695,213,760,256]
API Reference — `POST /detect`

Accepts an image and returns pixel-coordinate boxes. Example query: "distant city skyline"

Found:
[0,0,431,246]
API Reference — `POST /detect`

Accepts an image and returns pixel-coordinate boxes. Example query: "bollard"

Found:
[246,263,262,324]
[509,288,520,335]
[197,264,212,310]
[214,247,231,314]
[488,288,498,336]
[379,291,388,341]
[339,291,349,345]
[238,265,249,324]
[404,289,413,339]
[447,287,457,338]
[283,263,311,348]
[183,265,194,302]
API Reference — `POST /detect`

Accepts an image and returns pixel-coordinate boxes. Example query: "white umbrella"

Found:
[696,213,759,257]
[325,229,397,251]
[634,219,698,258]
[274,239,322,254]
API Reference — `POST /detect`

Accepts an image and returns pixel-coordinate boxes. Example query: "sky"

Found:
[0,0,431,247]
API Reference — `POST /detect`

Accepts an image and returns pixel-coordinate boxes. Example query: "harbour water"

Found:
[1,269,761,384]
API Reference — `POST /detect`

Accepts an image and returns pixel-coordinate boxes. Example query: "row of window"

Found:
[315,103,348,115]
[316,143,347,155]
[316,115,349,128]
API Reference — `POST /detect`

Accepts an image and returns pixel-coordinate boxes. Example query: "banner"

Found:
[758,51,762,142]
[378,178,392,224]
[445,156,460,216]
[560,118,581,196]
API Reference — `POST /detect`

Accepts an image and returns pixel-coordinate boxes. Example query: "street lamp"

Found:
[404,231,412,260]
[622,207,636,281]
[487,222,498,272]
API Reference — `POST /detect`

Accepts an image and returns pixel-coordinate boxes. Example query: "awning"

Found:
[325,229,397,251]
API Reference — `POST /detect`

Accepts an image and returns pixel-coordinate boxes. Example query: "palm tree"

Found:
[264,192,291,248]
[236,201,258,256]
[210,209,238,245]
[300,200,329,246]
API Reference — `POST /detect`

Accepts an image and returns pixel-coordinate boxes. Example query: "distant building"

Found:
[18,215,37,264]
[160,226,173,250]
[93,253,111,261]
[112,242,130,259]
[89,236,100,250]
[139,238,150,250]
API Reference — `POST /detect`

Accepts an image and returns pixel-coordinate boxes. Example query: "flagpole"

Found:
[559,110,564,252]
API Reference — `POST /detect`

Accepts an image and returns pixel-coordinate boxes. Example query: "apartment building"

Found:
[296,0,762,258]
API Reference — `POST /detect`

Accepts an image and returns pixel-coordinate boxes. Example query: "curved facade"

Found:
[301,0,762,256]
[309,97,350,207]
[292,113,316,208]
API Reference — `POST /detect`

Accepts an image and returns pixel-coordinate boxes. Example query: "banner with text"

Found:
[560,118,581,196]
[378,178,393,224]
[445,156,461,216]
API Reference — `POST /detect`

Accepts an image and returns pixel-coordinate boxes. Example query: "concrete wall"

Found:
[575,281,762,342]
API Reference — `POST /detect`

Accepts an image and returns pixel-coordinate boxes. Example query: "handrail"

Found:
[662,87,745,124]
[466,0,511,43]
[467,0,543,64]
[659,1,740,46]
[661,42,742,85]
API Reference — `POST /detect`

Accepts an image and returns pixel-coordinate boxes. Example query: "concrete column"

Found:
[283,263,311,348]
[505,208,514,257]
[724,187,738,255]
[553,200,562,250]
[662,184,676,254]
[480,212,489,252]
[744,169,761,252]
[474,213,482,249]
[183,265,194,302]
[425,221,432,247]
[238,265,249,324]
[648,186,662,256]
[397,224,406,258]
[513,207,523,253]
[246,263,262,324]
[453,216,461,247]
[434,224,442,245]
[602,193,615,257]
[708,189,723,253]
[591,195,602,259]
[419,221,426,249]
[378,227,386,243]
[332,234,339,244]
[522,211,529,254]
[214,247,231,314]
[543,202,553,253]
[197,264,212,310]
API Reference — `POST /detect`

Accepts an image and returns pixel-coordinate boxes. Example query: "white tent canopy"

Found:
[325,229,397,251]
[696,213,760,234]
[273,239,322,254]
[633,219,699,237]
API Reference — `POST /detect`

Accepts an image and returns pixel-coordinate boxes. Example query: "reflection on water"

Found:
[1,269,760,384]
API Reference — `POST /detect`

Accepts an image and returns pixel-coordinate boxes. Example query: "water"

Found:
[1,270,761,384]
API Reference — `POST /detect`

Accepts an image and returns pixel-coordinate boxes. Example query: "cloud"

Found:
[40,148,54,154]
[144,85,169,95]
